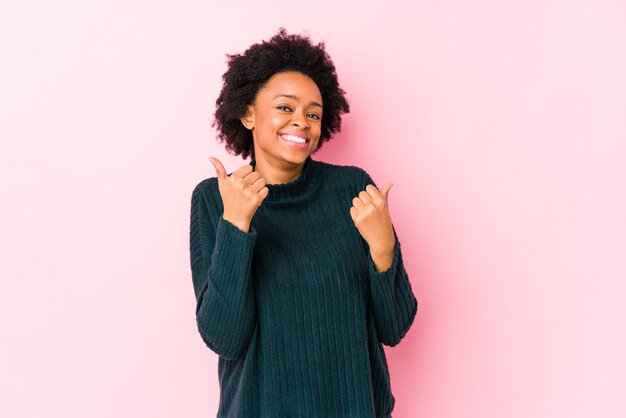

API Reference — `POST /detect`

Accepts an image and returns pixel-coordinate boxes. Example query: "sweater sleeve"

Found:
[358,171,418,347]
[189,179,258,360]
[367,230,418,346]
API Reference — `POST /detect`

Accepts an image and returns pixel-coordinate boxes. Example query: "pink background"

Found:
[1,1,625,417]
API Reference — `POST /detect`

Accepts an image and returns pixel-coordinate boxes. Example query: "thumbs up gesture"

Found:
[350,183,396,271]
[209,157,269,233]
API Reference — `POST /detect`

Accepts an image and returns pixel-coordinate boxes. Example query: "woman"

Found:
[189,28,417,418]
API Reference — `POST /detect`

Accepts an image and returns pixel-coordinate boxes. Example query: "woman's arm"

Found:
[189,180,258,360]
[366,228,418,346]
[351,170,418,346]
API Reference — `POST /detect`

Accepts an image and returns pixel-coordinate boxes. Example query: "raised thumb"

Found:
[209,157,227,181]
[380,183,393,200]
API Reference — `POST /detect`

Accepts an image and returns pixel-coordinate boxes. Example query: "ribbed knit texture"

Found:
[189,156,418,418]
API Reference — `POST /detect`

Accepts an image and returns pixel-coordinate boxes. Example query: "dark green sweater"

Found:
[189,156,418,418]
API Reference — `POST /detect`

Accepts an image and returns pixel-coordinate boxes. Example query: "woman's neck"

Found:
[252,154,306,185]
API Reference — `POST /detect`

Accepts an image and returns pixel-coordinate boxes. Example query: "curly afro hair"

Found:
[212,28,350,160]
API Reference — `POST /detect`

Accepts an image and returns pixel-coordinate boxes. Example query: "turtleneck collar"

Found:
[248,156,322,203]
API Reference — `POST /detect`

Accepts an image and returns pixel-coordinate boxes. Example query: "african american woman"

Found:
[189,28,418,418]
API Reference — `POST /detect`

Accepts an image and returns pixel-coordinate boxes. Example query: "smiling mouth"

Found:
[280,133,308,144]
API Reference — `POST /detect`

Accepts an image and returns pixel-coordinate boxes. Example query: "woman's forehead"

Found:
[260,72,322,102]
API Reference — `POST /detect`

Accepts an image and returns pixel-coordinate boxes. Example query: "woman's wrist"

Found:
[369,244,395,273]
[222,214,251,233]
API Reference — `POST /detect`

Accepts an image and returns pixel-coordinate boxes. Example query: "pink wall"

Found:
[1,1,625,417]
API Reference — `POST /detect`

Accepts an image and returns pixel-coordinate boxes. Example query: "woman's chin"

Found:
[278,147,311,165]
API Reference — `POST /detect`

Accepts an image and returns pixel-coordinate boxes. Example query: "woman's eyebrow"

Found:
[272,94,323,108]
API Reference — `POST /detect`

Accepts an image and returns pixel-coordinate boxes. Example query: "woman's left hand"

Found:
[350,183,396,270]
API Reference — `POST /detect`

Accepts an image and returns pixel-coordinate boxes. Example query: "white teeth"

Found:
[282,134,306,143]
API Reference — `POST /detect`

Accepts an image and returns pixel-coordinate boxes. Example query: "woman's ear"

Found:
[240,105,254,130]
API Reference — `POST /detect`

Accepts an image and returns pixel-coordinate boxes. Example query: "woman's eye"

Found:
[277,105,291,112]
[307,113,321,120]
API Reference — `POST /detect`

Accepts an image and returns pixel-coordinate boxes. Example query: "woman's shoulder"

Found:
[191,176,221,209]
[192,176,218,194]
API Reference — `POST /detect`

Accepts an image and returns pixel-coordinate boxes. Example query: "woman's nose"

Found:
[291,110,309,128]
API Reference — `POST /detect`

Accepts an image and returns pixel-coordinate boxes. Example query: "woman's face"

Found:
[242,71,323,167]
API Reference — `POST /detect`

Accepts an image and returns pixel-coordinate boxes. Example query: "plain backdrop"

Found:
[1,1,625,417]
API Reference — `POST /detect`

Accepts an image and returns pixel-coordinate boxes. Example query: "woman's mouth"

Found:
[280,133,309,148]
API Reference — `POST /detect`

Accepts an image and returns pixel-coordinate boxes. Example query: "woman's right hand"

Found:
[209,157,269,233]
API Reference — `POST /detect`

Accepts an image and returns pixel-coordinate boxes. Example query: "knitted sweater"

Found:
[189,156,418,418]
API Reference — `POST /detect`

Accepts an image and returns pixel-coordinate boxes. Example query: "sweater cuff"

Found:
[219,216,257,237]
[367,239,400,280]
[209,216,258,288]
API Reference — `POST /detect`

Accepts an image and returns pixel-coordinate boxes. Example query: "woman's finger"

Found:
[232,164,254,179]
[358,190,373,206]
[250,177,267,192]
[365,184,382,201]
[379,183,393,201]
[352,196,364,210]
[243,171,262,185]
[349,206,358,222]
[209,157,227,181]
[258,186,270,201]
